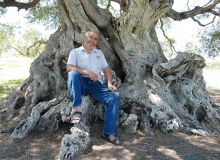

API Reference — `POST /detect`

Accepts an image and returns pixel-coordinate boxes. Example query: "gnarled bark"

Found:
[5,0,220,159]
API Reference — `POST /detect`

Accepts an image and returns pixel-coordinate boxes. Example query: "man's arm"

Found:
[103,67,117,91]
[66,64,89,76]
[66,64,98,81]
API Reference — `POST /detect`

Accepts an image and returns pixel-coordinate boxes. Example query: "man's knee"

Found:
[68,71,80,79]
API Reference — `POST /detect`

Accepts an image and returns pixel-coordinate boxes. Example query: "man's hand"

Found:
[108,83,117,91]
[88,71,98,81]
[67,65,98,81]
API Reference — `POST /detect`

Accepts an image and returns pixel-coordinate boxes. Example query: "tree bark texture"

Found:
[6,0,220,158]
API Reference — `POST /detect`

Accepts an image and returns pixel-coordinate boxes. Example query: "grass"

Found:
[207,87,220,93]
[0,63,20,68]
[205,61,220,70]
[0,79,23,103]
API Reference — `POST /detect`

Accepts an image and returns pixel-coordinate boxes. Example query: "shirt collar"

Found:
[79,45,97,54]
[79,46,85,51]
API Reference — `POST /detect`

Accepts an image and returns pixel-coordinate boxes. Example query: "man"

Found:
[66,31,120,145]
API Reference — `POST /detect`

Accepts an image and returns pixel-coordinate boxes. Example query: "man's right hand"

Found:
[67,65,98,81]
[88,71,98,81]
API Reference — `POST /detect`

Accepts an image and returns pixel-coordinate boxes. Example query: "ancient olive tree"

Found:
[1,0,220,155]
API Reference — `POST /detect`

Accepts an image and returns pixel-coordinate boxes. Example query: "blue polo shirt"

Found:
[67,46,108,82]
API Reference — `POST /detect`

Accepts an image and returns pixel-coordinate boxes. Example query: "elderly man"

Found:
[66,30,120,145]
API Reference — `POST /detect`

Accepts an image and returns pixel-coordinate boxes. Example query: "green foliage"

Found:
[198,20,220,58]
[0,25,46,57]
[0,8,7,16]
[26,0,59,29]
[15,28,47,57]
[0,79,23,102]
[184,97,195,115]
[0,24,15,54]
[205,61,220,70]
[184,42,199,54]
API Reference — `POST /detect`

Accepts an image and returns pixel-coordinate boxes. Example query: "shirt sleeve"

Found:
[100,51,108,69]
[67,49,77,66]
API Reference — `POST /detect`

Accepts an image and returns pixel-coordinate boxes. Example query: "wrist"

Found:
[107,81,113,86]
[81,69,89,76]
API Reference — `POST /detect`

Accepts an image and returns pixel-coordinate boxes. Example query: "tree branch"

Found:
[0,0,41,10]
[9,46,24,55]
[191,15,216,26]
[80,0,112,29]
[107,0,111,10]
[167,0,220,21]
[26,40,47,55]
[9,40,46,56]
[186,0,217,27]
[0,23,12,28]
[119,0,131,12]
[160,19,177,57]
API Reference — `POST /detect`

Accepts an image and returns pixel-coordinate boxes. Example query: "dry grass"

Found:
[0,55,33,105]
[0,55,32,81]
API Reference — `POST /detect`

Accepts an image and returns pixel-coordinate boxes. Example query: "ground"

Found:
[0,106,220,160]
[0,55,220,160]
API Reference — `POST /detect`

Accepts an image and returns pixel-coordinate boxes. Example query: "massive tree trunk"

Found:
[5,0,220,158]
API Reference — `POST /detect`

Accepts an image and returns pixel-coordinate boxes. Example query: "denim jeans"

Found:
[67,71,120,135]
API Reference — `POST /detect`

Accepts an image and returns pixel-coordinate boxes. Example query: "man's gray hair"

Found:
[85,30,100,38]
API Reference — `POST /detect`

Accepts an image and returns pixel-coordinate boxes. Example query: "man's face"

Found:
[85,32,98,48]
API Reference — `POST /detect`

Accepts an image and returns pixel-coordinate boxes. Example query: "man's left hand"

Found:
[108,84,117,91]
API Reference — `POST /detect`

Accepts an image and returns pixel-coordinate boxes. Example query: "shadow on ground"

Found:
[0,117,220,160]
[0,92,220,160]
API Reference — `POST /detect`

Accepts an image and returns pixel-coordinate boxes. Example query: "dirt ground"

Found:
[0,93,220,160]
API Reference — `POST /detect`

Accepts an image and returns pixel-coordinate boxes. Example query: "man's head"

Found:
[83,31,99,51]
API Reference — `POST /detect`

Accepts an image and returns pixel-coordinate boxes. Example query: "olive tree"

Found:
[1,0,220,158]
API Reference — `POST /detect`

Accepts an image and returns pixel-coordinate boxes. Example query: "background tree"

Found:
[14,28,47,57]
[26,0,59,29]
[0,7,7,15]
[184,41,199,54]
[0,23,15,54]
[0,24,47,56]
[198,19,220,57]
[0,0,52,56]
[156,18,177,59]
[1,0,220,158]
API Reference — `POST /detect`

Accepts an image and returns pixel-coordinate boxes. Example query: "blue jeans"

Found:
[67,71,120,135]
